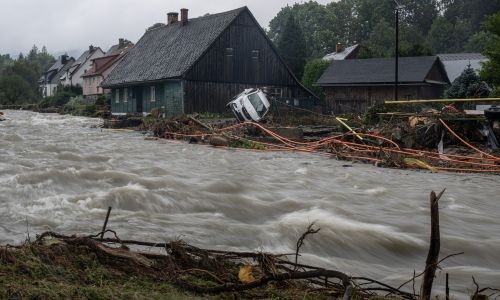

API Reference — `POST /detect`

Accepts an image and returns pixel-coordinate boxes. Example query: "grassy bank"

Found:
[0,229,429,300]
[0,233,348,300]
[0,242,198,299]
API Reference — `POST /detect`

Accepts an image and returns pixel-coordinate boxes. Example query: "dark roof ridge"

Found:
[102,6,248,87]
[146,6,247,32]
[188,6,247,21]
[316,55,447,86]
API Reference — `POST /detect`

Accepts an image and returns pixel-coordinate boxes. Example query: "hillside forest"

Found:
[1,0,500,106]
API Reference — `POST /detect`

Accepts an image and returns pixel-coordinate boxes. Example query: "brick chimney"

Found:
[336,42,343,53]
[180,8,188,26]
[167,12,179,24]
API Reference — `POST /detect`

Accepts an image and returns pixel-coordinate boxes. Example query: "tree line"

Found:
[0,45,55,105]
[271,0,500,96]
[1,1,500,107]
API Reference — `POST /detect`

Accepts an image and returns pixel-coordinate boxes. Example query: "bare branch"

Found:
[294,221,320,268]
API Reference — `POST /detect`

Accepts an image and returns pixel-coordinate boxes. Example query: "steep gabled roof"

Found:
[68,47,103,76]
[50,59,75,84]
[437,53,487,83]
[83,44,134,77]
[323,44,360,61]
[40,56,74,84]
[102,7,246,87]
[317,56,448,86]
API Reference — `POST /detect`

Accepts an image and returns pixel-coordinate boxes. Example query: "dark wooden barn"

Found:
[316,56,450,114]
[101,7,315,117]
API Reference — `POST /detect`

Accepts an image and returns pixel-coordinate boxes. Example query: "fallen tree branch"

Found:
[294,222,320,268]
[472,276,500,299]
[175,268,350,294]
[352,276,415,299]
[36,231,153,267]
[397,252,464,290]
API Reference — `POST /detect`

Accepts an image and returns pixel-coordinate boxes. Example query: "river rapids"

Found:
[0,110,499,297]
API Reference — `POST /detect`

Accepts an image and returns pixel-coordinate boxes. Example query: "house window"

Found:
[150,86,156,102]
[251,50,260,60]
[115,89,120,103]
[225,47,234,57]
[123,88,128,102]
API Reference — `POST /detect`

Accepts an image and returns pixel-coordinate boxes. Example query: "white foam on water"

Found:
[2,110,500,296]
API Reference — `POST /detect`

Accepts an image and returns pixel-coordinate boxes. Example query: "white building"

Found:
[60,45,105,87]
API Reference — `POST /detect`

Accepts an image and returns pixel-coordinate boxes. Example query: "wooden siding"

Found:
[111,80,183,116]
[183,10,312,114]
[185,11,297,86]
[111,88,137,113]
[164,81,184,117]
[184,81,304,114]
[324,85,446,114]
[426,62,448,83]
[110,9,314,116]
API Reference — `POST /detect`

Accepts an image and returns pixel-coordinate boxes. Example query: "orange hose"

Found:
[160,120,499,174]
[439,119,500,162]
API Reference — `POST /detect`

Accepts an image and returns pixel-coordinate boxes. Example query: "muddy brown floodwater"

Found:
[1,110,499,298]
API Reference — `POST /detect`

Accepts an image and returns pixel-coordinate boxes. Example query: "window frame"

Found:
[150,86,156,102]
[115,89,120,103]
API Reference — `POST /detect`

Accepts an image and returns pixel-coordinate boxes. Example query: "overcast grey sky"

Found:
[1,0,332,58]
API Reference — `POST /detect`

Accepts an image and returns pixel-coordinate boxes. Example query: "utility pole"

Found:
[394,0,401,101]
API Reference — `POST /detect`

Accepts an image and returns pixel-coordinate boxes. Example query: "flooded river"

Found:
[1,110,499,296]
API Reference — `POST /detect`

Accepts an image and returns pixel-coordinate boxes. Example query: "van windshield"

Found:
[248,93,267,117]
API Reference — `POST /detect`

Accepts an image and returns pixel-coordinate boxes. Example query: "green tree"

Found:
[326,0,360,46]
[38,46,56,72]
[427,17,454,53]
[277,14,308,79]
[0,74,34,104]
[3,59,41,98]
[442,0,500,31]
[464,31,499,53]
[446,66,490,98]
[399,0,439,36]
[427,17,473,53]
[25,45,55,72]
[302,59,330,98]
[480,12,500,96]
[0,45,56,104]
[0,54,13,73]
[356,0,394,42]
[268,2,334,58]
[364,19,395,58]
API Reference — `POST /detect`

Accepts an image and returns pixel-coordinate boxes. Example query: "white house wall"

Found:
[73,49,105,87]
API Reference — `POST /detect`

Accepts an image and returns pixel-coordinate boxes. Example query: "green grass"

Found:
[0,244,199,300]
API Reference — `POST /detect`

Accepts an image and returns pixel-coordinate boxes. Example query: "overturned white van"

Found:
[226,88,271,122]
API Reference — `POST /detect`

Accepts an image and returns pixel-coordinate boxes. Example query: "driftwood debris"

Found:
[419,189,445,300]
[32,229,416,299]
[25,189,499,299]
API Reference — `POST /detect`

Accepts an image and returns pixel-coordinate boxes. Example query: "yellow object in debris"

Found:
[238,265,256,283]
[335,117,363,141]
[403,158,438,172]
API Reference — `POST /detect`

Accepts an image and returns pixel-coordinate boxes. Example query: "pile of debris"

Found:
[136,109,500,173]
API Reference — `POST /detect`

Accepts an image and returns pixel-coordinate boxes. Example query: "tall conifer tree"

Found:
[277,14,307,79]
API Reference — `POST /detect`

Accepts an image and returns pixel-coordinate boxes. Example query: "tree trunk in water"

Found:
[419,189,444,299]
